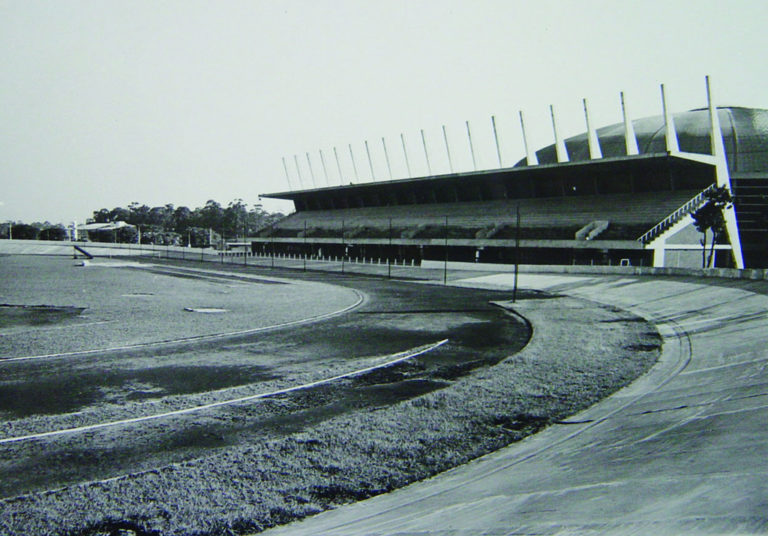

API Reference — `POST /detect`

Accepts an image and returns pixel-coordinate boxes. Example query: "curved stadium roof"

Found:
[524,107,768,173]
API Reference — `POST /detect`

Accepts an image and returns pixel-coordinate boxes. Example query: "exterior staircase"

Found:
[638,185,715,245]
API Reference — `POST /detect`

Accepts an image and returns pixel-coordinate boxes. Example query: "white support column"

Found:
[706,75,744,269]
[519,111,538,166]
[583,98,602,159]
[550,105,569,163]
[661,84,680,153]
[707,76,729,185]
[621,91,640,156]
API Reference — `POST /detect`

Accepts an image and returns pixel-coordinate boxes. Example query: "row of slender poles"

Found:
[282,115,513,191]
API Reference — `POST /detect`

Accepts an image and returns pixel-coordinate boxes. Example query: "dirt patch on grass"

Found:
[0,364,279,419]
[0,304,85,328]
[0,289,662,536]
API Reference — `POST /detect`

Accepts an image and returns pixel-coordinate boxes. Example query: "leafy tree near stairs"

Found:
[691,186,733,268]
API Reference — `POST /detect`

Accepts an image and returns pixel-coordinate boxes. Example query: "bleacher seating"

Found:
[260,190,703,242]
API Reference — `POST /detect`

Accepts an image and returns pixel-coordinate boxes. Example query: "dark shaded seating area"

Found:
[260,190,702,242]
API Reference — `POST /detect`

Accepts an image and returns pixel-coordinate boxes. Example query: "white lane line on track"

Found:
[0,339,449,445]
[0,290,365,363]
[680,355,768,375]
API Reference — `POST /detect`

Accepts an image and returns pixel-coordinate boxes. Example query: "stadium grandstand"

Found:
[255,79,768,269]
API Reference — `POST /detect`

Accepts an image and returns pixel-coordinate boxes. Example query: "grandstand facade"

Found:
[256,85,768,270]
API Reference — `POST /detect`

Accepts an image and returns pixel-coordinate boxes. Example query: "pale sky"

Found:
[2,0,768,224]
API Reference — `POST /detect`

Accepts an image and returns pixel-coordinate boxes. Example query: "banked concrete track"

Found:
[265,273,768,536]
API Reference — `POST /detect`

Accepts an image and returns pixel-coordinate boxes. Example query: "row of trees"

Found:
[92,199,282,235]
[88,199,285,246]
[0,222,68,241]
[1,199,286,247]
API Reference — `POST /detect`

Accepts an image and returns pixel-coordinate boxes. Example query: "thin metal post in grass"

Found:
[513,204,520,303]
[341,220,345,274]
[303,221,307,272]
[443,215,448,285]
[388,217,392,279]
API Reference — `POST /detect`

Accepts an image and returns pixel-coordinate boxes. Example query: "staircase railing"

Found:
[638,184,715,244]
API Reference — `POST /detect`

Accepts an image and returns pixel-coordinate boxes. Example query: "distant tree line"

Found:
[0,221,69,241]
[1,199,285,247]
[88,199,285,246]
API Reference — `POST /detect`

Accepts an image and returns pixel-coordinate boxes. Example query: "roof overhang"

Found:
[262,153,717,204]
[78,221,135,231]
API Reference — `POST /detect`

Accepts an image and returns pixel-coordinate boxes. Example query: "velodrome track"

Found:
[2,250,766,533]
[0,255,533,504]
[266,271,768,535]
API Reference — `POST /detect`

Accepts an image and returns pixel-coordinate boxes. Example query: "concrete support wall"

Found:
[421,259,768,280]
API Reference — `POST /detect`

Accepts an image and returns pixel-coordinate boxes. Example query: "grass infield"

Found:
[0,285,660,535]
